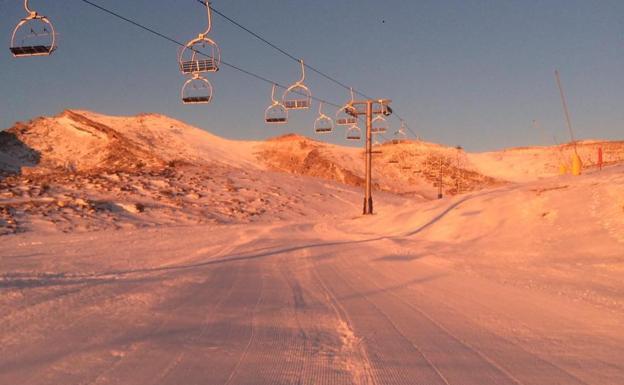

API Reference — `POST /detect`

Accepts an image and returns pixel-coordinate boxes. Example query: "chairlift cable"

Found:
[76,0,335,108]
[76,0,393,142]
[197,0,360,96]
[196,0,416,139]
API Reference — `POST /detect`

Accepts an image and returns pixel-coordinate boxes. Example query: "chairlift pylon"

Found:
[178,1,220,74]
[346,124,361,141]
[336,87,358,126]
[181,73,213,104]
[314,102,334,134]
[265,84,288,124]
[10,0,57,57]
[282,59,311,110]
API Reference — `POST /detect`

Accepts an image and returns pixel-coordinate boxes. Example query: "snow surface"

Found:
[1,110,623,384]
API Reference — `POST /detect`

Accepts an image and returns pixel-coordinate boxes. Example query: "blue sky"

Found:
[1,0,622,151]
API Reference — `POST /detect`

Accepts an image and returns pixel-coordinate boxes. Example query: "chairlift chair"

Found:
[336,88,357,126]
[371,115,388,134]
[265,84,288,124]
[346,125,361,141]
[10,0,56,57]
[178,1,220,74]
[181,74,213,104]
[314,102,334,134]
[395,120,408,140]
[372,139,383,154]
[282,60,311,110]
[336,105,358,126]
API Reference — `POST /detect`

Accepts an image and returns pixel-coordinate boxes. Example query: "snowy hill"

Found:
[469,140,624,182]
[0,110,396,235]
[1,109,623,235]
[3,109,622,189]
[0,110,259,174]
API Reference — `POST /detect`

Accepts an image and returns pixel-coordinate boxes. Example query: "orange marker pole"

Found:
[598,147,603,171]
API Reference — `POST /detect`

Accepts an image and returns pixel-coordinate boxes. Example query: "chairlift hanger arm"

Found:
[24,0,35,15]
[298,59,306,84]
[201,0,213,36]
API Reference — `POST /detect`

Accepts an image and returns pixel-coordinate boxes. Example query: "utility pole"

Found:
[365,101,373,214]
[555,70,577,152]
[455,145,463,194]
[347,99,392,215]
[437,157,443,199]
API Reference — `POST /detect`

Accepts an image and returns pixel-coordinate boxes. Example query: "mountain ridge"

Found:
[2,109,623,194]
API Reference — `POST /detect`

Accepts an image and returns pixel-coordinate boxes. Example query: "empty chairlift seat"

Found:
[10,3,57,58]
[265,84,288,124]
[10,44,55,56]
[180,57,217,74]
[282,59,312,111]
[336,105,358,126]
[283,98,310,110]
[181,74,213,105]
[178,1,220,74]
[182,96,212,104]
[394,120,408,141]
[336,88,358,125]
[266,117,287,123]
[371,115,388,134]
[265,105,288,124]
[315,124,333,133]
[178,38,220,74]
[346,125,362,141]
[314,102,334,134]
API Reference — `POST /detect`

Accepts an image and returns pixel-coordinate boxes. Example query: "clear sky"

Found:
[1,0,622,151]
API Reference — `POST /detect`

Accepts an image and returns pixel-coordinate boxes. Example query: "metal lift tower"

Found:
[347,99,392,215]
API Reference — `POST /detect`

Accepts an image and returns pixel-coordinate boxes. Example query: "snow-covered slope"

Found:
[469,140,624,182]
[1,163,623,385]
[73,110,261,169]
[0,110,260,174]
[256,135,504,198]
[2,110,505,197]
[1,109,622,235]
[2,109,623,191]
[1,111,623,384]
[0,111,408,235]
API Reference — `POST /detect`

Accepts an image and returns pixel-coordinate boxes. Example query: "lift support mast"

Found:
[348,99,392,215]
